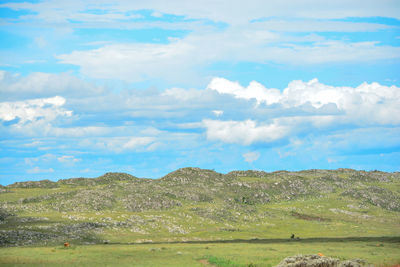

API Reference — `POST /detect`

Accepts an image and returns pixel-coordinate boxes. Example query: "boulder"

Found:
[276,254,368,267]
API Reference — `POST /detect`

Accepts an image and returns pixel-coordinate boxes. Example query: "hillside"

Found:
[1,168,399,247]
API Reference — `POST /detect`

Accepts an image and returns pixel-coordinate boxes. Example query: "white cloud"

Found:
[243,151,260,163]
[2,0,400,25]
[48,126,113,137]
[208,78,282,105]
[151,11,163,18]
[212,110,223,117]
[57,155,81,164]
[176,122,204,129]
[24,59,47,64]
[0,71,104,100]
[203,119,289,145]
[122,137,154,150]
[277,149,296,159]
[0,96,72,123]
[56,31,400,83]
[7,0,391,85]
[79,136,155,153]
[3,0,400,86]
[208,77,400,125]
[2,68,399,161]
[253,19,395,32]
[162,87,205,101]
[2,73,398,153]
[200,77,400,146]
[57,42,199,83]
[0,1,142,25]
[202,115,340,146]
[24,153,56,166]
[27,167,54,174]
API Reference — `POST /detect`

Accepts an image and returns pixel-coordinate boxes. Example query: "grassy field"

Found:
[1,237,400,266]
[1,169,399,266]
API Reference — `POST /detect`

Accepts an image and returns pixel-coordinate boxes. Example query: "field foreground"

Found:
[1,237,400,266]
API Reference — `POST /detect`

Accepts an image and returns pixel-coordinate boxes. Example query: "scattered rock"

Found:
[7,180,58,189]
[276,254,370,267]
[1,168,399,247]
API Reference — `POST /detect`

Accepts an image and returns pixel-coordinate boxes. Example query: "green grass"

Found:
[2,191,399,244]
[0,238,399,267]
[1,169,399,266]
[206,255,242,267]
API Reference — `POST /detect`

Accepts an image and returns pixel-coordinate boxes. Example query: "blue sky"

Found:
[1,0,400,185]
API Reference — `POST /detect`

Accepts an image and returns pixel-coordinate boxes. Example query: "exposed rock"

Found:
[341,186,400,211]
[7,179,58,189]
[276,254,369,267]
[1,168,399,247]
[161,167,224,183]
[227,170,270,178]
[0,208,12,222]
[0,230,59,246]
[57,172,138,186]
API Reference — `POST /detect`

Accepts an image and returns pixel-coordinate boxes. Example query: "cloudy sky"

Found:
[1,0,400,184]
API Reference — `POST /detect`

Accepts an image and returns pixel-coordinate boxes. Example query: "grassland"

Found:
[0,168,399,266]
[1,237,399,266]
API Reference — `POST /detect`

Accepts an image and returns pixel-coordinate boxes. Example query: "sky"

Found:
[0,0,400,185]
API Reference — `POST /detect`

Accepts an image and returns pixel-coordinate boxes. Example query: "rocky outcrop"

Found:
[276,254,369,267]
[341,186,400,211]
[1,168,399,247]
[7,179,58,188]
[57,172,138,186]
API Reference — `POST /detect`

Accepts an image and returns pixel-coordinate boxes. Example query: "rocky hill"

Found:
[0,168,399,246]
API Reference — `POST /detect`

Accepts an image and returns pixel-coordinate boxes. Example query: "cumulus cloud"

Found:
[0,96,72,124]
[2,1,399,180]
[208,78,282,105]
[2,74,398,151]
[203,119,289,145]
[202,115,340,146]
[200,77,400,146]
[208,77,400,125]
[243,151,260,163]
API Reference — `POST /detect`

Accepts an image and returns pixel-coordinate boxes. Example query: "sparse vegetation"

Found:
[0,168,399,266]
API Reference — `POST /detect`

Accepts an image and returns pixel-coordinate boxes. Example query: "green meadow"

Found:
[1,238,400,266]
[1,168,399,266]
